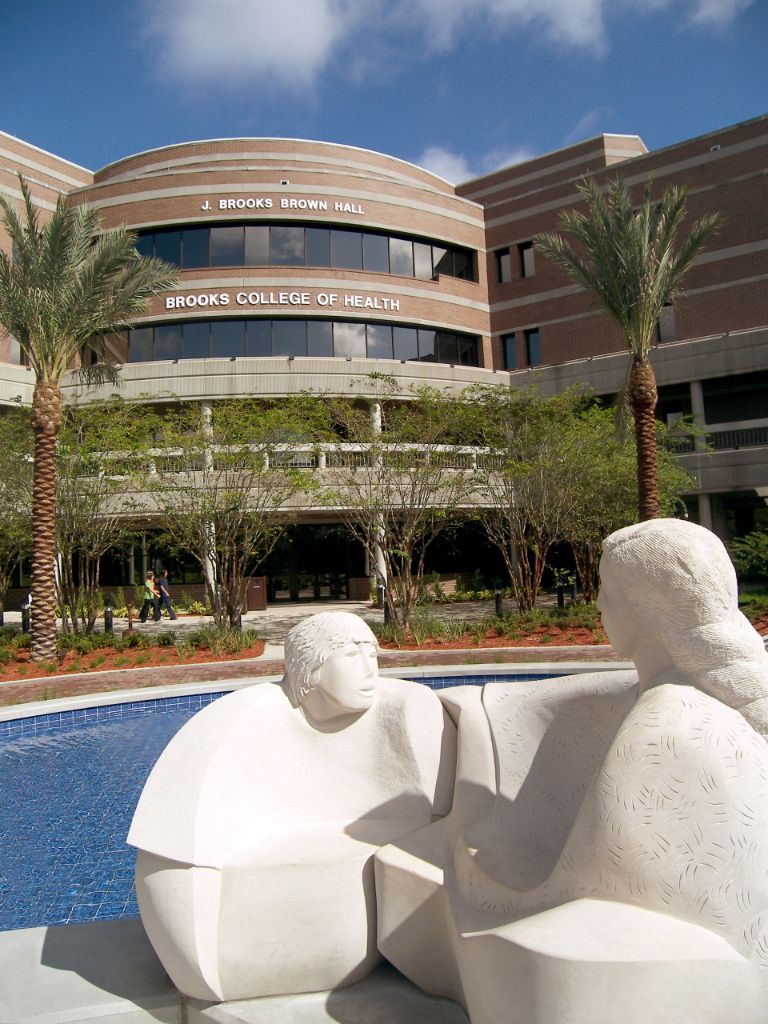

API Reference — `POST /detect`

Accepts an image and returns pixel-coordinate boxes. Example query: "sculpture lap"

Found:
[129,678,456,1001]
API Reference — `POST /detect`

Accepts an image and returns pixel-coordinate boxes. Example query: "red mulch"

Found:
[0,639,266,685]
[379,624,608,650]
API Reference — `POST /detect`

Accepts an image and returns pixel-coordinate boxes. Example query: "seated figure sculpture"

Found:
[128,611,456,1003]
[376,519,768,1024]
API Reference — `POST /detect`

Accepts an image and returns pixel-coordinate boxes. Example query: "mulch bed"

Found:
[378,624,607,649]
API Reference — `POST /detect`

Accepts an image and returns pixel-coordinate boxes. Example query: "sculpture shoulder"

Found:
[127,683,291,858]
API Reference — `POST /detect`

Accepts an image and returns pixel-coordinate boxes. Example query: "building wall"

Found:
[458,116,768,369]
[0,131,93,362]
[0,123,766,535]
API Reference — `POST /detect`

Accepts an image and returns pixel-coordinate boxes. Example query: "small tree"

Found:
[55,400,146,634]
[148,398,325,628]
[565,407,695,600]
[324,378,476,632]
[467,385,596,612]
[536,177,719,521]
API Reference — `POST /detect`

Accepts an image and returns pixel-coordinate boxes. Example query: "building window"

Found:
[502,333,516,370]
[518,242,535,278]
[138,224,476,282]
[524,328,540,366]
[128,319,480,367]
[657,304,676,343]
[496,248,512,283]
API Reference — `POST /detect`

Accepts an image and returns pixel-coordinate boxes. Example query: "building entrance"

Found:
[260,525,367,603]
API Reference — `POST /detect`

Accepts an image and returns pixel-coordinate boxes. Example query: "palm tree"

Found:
[536,177,719,521]
[0,178,178,661]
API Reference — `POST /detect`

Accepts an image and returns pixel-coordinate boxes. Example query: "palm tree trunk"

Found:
[628,355,661,521]
[30,381,62,662]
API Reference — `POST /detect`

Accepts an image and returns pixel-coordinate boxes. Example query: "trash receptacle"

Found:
[245,576,268,611]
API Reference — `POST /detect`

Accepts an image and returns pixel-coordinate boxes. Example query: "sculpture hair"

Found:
[283,611,379,707]
[600,519,768,733]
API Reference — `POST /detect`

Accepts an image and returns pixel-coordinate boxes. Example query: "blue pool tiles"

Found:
[0,671,564,932]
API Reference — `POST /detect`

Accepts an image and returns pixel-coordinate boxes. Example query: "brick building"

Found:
[0,116,766,589]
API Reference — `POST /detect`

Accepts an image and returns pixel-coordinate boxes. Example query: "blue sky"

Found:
[1,0,765,182]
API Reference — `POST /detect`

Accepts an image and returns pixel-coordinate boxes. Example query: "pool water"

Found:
[0,674,561,932]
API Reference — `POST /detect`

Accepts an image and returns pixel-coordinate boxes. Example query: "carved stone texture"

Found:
[128,612,456,1002]
[377,520,768,1023]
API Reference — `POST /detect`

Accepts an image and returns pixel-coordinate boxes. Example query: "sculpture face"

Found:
[308,640,379,719]
[596,567,638,658]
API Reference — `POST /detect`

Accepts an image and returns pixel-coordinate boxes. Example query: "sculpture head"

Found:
[598,519,768,726]
[283,611,380,724]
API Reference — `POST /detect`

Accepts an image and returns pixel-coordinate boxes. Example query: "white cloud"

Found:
[565,107,615,144]
[141,0,756,93]
[143,0,359,91]
[686,0,755,27]
[416,145,536,183]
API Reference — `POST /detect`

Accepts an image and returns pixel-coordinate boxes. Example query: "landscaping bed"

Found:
[0,627,265,685]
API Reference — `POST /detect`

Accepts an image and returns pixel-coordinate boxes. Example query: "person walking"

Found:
[157,570,177,621]
[139,571,160,623]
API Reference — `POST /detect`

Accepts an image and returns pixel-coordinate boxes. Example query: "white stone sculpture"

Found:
[377,519,768,1024]
[128,611,456,1003]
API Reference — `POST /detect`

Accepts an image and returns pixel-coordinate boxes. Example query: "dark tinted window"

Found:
[210,226,244,267]
[331,230,363,270]
[418,329,436,361]
[307,320,333,356]
[211,319,244,357]
[182,322,210,359]
[245,226,269,265]
[502,333,516,369]
[273,320,306,356]
[155,324,182,360]
[393,326,418,360]
[437,333,459,365]
[306,228,330,267]
[366,324,393,359]
[182,228,209,268]
[129,327,153,362]
[155,231,181,266]
[525,328,540,366]
[363,234,389,273]
[271,227,305,265]
[134,235,154,260]
[246,320,271,357]
[453,250,473,280]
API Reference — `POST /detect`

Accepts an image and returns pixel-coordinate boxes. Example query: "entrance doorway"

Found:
[260,525,366,602]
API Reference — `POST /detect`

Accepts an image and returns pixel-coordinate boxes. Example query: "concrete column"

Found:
[140,535,148,578]
[127,545,135,586]
[369,401,387,587]
[697,493,714,531]
[689,380,707,451]
[370,401,382,434]
[200,401,217,598]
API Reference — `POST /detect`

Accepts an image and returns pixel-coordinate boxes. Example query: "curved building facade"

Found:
[1,120,767,583]
[74,139,493,393]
